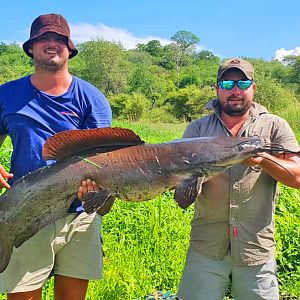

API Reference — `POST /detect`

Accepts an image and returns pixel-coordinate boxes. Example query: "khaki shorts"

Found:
[178,247,279,300]
[0,212,103,293]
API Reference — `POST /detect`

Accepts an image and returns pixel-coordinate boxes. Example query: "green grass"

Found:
[112,120,187,143]
[0,121,299,300]
[275,186,300,298]
[279,106,300,143]
[88,195,193,299]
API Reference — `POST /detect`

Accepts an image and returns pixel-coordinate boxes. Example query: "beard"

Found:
[219,96,252,116]
[33,53,68,72]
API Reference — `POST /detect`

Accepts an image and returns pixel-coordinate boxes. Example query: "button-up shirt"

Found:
[183,99,300,265]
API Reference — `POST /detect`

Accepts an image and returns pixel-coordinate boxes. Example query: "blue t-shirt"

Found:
[0,75,112,211]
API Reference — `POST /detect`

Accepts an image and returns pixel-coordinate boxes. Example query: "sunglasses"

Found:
[218,80,253,90]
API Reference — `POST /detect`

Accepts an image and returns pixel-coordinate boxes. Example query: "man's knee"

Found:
[54,275,88,300]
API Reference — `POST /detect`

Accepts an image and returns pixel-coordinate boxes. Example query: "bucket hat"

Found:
[22,13,78,59]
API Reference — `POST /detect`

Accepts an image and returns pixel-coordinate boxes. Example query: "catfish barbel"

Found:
[0,127,295,273]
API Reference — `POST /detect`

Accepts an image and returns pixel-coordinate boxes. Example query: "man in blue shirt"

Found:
[0,13,112,300]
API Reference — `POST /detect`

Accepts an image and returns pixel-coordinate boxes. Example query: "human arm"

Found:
[244,115,300,189]
[0,134,13,189]
[245,153,300,189]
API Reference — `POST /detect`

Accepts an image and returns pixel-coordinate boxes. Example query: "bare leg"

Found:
[54,275,88,300]
[7,288,42,300]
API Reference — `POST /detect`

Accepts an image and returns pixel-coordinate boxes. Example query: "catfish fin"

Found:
[43,127,144,161]
[82,189,115,216]
[0,224,15,273]
[174,176,205,209]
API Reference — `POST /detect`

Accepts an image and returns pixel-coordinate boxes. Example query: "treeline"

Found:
[1,31,300,122]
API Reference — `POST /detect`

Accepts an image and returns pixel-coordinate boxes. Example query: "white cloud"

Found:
[70,22,171,49]
[274,47,300,61]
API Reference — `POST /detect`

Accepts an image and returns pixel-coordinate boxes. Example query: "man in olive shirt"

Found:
[177,58,300,300]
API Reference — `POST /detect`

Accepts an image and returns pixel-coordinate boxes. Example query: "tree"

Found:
[178,60,219,88]
[0,43,33,84]
[74,40,131,95]
[282,55,300,94]
[171,31,200,51]
[109,92,149,122]
[164,85,215,120]
[128,65,169,110]
[170,31,200,77]
[254,73,298,114]
[136,40,163,57]
[193,50,220,64]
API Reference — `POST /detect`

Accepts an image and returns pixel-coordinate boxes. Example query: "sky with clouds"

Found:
[1,0,300,61]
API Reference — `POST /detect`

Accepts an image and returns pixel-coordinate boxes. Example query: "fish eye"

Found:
[237,145,244,152]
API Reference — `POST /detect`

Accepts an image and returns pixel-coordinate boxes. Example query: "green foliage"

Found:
[0,43,33,83]
[0,138,12,170]
[76,40,131,95]
[282,55,300,94]
[165,85,216,120]
[254,73,299,114]
[126,50,153,66]
[136,40,164,57]
[186,86,216,118]
[1,40,300,124]
[125,93,149,122]
[141,106,176,124]
[275,186,300,298]
[279,108,300,141]
[155,44,177,71]
[178,72,201,88]
[108,93,128,118]
[170,30,200,77]
[192,50,220,64]
[128,65,169,109]
[179,60,219,88]
[171,31,200,51]
[109,93,150,122]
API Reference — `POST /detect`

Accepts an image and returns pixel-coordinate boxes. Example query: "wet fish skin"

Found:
[0,133,263,273]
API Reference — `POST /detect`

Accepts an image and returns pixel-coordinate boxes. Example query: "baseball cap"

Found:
[217,58,254,80]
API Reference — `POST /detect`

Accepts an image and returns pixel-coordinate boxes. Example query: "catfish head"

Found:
[172,136,263,176]
[173,136,263,208]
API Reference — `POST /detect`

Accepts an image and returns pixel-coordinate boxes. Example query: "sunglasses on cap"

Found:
[218,80,253,90]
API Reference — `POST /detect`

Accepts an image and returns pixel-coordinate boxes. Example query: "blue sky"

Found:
[2,0,300,61]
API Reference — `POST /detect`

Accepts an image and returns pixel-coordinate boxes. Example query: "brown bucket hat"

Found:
[217,58,254,80]
[22,13,78,59]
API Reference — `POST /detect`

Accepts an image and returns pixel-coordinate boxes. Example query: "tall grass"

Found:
[0,121,299,299]
[275,186,300,298]
[279,105,300,143]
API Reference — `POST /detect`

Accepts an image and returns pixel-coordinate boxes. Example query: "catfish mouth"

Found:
[233,139,300,156]
[229,137,263,155]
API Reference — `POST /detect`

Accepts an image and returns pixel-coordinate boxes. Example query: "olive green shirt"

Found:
[183,100,300,266]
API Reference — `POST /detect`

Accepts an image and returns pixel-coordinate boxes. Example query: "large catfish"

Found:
[0,127,294,273]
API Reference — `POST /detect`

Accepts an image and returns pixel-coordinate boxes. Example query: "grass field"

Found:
[0,121,299,300]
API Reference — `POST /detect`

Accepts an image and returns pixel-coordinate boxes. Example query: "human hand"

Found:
[77,179,100,200]
[243,152,276,167]
[243,155,263,167]
[0,165,13,189]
